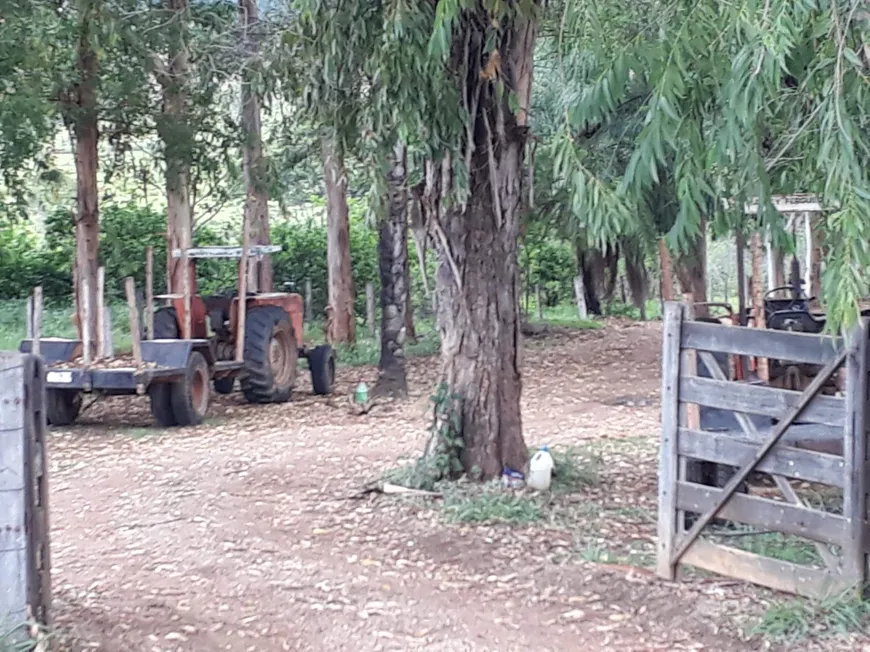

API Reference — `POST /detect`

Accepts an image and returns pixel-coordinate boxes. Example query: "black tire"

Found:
[170,351,211,426]
[308,345,336,395]
[152,307,180,339]
[46,389,82,426]
[241,306,297,404]
[149,383,178,427]
[214,377,235,394]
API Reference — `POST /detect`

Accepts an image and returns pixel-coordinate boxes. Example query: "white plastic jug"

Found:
[527,446,554,491]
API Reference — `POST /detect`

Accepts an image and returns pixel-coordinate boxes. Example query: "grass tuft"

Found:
[752,591,870,642]
[441,481,543,524]
[545,446,600,492]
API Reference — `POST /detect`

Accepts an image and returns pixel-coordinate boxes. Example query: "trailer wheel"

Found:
[152,307,180,339]
[149,383,177,427]
[308,345,336,395]
[170,351,211,426]
[242,306,297,403]
[46,389,82,426]
[214,377,235,394]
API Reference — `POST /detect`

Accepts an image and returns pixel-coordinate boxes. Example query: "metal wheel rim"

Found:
[270,327,295,387]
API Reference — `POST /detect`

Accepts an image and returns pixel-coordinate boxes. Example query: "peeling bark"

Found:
[428,10,536,480]
[674,225,708,316]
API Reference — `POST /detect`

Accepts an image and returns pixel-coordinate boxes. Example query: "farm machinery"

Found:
[20,244,335,428]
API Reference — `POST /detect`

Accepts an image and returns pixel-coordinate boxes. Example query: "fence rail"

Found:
[657,302,868,599]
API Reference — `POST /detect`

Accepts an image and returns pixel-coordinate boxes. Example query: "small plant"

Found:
[751,590,870,642]
[442,482,543,524]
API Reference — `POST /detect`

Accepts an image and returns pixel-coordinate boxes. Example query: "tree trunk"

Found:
[624,240,648,320]
[601,244,620,305]
[810,217,823,306]
[322,137,355,343]
[375,144,410,398]
[239,0,272,292]
[429,11,536,480]
[160,0,193,296]
[674,226,708,317]
[72,0,100,354]
[575,247,603,315]
[658,238,676,301]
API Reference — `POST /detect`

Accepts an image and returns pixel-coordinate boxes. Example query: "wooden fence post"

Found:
[31,287,43,359]
[145,246,154,340]
[535,285,544,321]
[843,318,868,594]
[0,352,50,640]
[125,278,143,368]
[657,302,684,580]
[96,267,106,359]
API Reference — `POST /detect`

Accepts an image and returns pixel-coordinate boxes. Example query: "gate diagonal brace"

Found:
[696,350,840,571]
[670,349,847,568]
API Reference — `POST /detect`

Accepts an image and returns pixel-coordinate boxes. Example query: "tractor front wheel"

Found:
[308,345,336,395]
[241,306,297,403]
[152,306,180,339]
[46,389,82,426]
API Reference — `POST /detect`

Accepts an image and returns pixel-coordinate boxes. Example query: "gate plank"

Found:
[682,539,856,599]
[678,429,845,487]
[680,376,844,427]
[676,481,847,546]
[682,320,843,365]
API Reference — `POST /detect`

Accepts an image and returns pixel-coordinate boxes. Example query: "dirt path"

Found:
[45,321,857,651]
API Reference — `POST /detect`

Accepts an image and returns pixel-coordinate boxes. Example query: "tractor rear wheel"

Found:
[46,389,82,426]
[214,377,235,394]
[153,307,180,339]
[308,345,336,395]
[169,351,211,426]
[241,306,297,403]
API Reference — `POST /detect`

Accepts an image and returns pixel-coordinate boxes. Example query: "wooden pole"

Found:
[736,228,746,325]
[366,282,376,337]
[145,246,154,340]
[181,249,192,340]
[235,220,250,362]
[32,287,43,358]
[96,267,106,359]
[125,277,143,367]
[26,296,34,340]
[751,231,769,382]
[535,284,544,321]
[305,278,313,321]
[81,272,92,367]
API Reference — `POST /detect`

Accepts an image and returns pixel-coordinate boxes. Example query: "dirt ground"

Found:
[46,320,865,652]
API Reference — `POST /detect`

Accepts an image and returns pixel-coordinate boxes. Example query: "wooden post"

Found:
[145,246,154,340]
[32,287,43,358]
[235,221,250,363]
[125,278,143,367]
[305,278,313,322]
[535,284,544,321]
[181,250,192,340]
[26,296,34,340]
[842,319,868,593]
[657,302,684,580]
[750,231,769,381]
[96,267,106,359]
[573,275,588,320]
[102,306,114,360]
[736,228,747,325]
[81,272,92,367]
[366,282,376,337]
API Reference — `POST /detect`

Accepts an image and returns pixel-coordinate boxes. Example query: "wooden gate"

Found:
[0,352,51,640]
[657,302,868,599]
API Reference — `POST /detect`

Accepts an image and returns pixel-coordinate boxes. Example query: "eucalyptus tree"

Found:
[553,0,870,327]
[287,0,538,478]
